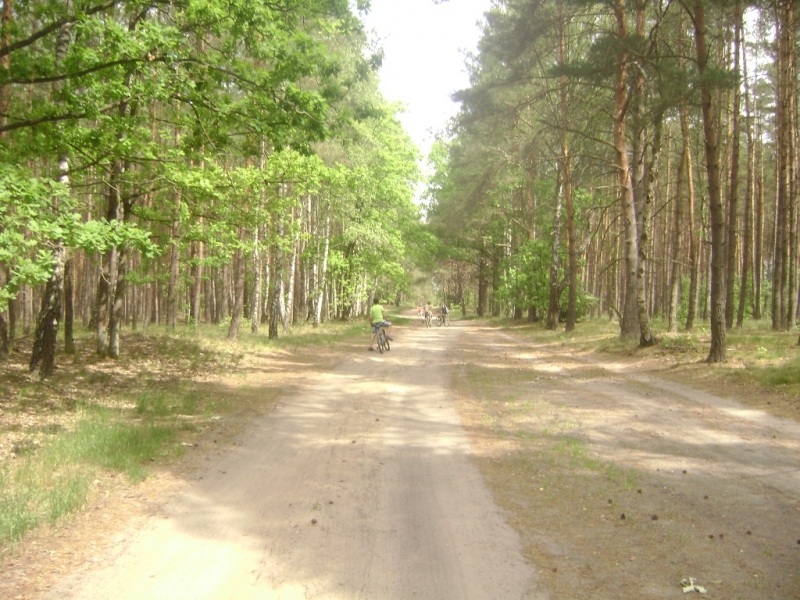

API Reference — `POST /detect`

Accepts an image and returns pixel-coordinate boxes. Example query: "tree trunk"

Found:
[283,226,299,331]
[251,226,262,334]
[753,128,764,319]
[669,102,690,332]
[269,219,284,340]
[0,267,8,360]
[689,0,727,362]
[64,258,75,354]
[559,1,577,332]
[314,210,331,327]
[30,246,65,377]
[30,9,72,376]
[737,30,755,329]
[477,256,488,317]
[167,191,181,330]
[638,112,662,347]
[546,177,564,330]
[611,0,638,340]
[227,233,246,341]
[191,236,204,327]
[725,2,743,330]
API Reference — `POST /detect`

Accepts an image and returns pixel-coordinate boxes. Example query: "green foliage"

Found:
[0,412,177,547]
[0,164,71,310]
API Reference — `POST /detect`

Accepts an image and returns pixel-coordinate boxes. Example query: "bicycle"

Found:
[376,326,391,354]
[435,314,449,327]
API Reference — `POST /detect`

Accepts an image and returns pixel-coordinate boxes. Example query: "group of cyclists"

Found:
[367,298,450,352]
[417,301,449,325]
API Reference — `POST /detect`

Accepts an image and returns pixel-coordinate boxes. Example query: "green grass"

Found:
[135,389,197,417]
[0,314,379,551]
[494,314,800,390]
[0,401,185,549]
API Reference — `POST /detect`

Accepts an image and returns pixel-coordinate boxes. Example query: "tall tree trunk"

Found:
[314,209,331,327]
[29,247,65,377]
[688,0,727,362]
[283,224,299,332]
[191,235,204,327]
[546,177,564,330]
[669,107,688,332]
[64,258,75,354]
[754,127,764,319]
[0,267,8,360]
[108,197,132,358]
[477,256,488,317]
[227,233,246,341]
[269,219,284,340]
[638,112,662,346]
[167,190,181,330]
[725,1,743,329]
[788,8,799,331]
[559,1,577,332]
[614,0,639,340]
[29,4,72,377]
[737,32,755,329]
[94,162,122,354]
[251,226,262,334]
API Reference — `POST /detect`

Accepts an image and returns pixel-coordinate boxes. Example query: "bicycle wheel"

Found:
[435,316,443,327]
[384,334,391,351]
[377,331,385,354]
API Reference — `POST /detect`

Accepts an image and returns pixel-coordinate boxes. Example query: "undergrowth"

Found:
[0,316,361,552]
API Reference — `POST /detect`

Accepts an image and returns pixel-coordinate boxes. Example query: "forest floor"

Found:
[0,315,799,599]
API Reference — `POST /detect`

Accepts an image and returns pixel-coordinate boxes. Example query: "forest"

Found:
[1,0,800,376]
[426,0,800,364]
[0,0,428,377]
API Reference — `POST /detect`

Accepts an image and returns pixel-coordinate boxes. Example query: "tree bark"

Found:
[669,102,689,332]
[64,257,75,354]
[251,226,262,334]
[688,0,727,362]
[559,1,577,332]
[314,209,331,327]
[613,0,639,340]
[0,267,8,360]
[725,1,743,330]
[546,177,564,330]
[29,5,72,377]
[638,112,662,346]
[737,28,755,329]
[269,218,284,340]
[227,232,246,341]
[167,190,181,330]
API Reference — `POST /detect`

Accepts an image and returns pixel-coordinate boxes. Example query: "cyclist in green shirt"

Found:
[368,298,393,352]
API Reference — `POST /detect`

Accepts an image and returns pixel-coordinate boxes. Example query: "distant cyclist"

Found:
[368,298,393,352]
[440,301,450,322]
[424,301,434,325]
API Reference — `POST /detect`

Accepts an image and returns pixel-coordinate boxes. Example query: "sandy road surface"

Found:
[451,325,800,598]
[43,321,541,600]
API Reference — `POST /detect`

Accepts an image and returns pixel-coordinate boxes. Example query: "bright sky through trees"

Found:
[362,0,491,158]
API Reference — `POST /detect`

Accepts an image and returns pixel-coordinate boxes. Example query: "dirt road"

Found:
[42,321,541,600]
[11,317,800,599]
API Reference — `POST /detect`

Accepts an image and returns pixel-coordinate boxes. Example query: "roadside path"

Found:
[45,319,541,600]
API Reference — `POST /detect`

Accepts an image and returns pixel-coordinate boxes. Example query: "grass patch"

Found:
[757,356,800,386]
[0,400,186,549]
[1,316,361,551]
[135,389,197,417]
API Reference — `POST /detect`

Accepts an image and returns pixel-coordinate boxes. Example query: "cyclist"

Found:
[440,301,450,323]
[424,301,434,325]
[368,298,393,352]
